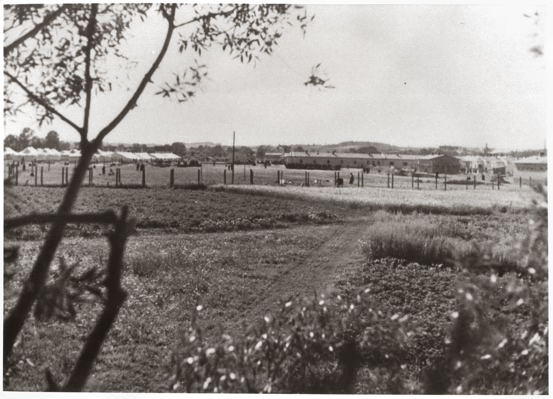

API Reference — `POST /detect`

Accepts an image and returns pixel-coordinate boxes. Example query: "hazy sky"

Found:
[4,4,547,149]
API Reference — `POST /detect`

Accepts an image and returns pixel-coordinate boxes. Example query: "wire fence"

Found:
[4,160,546,192]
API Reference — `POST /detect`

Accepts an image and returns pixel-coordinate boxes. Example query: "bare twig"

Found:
[5,211,117,230]
[4,5,67,55]
[61,207,133,391]
[4,71,82,133]
[93,4,177,145]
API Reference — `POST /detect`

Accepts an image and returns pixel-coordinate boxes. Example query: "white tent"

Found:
[4,147,17,160]
[67,149,81,159]
[13,146,38,160]
[150,152,181,160]
[44,148,62,160]
[34,148,50,161]
[113,151,139,162]
[135,152,153,161]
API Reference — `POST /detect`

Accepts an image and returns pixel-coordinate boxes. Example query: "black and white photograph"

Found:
[2,1,549,394]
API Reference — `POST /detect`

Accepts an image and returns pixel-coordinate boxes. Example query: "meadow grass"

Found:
[214,184,535,215]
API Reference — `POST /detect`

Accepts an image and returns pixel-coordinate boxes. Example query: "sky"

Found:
[3,3,548,150]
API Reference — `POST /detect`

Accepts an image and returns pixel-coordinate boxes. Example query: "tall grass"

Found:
[362,215,520,269]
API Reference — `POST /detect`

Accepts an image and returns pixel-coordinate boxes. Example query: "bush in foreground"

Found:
[169,292,411,393]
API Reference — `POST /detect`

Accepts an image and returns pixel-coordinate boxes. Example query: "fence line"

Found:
[4,161,546,191]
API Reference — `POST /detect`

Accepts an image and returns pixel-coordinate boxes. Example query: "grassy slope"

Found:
[4,226,340,391]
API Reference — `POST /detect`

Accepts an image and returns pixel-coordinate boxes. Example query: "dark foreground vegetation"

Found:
[4,187,547,393]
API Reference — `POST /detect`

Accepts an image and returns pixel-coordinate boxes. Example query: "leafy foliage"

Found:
[34,258,105,322]
[169,291,410,393]
[429,185,548,394]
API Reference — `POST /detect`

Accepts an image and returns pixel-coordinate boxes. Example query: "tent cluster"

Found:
[4,146,80,161]
[4,146,181,163]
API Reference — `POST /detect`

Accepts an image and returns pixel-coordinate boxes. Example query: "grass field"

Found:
[3,177,545,393]
[215,183,536,212]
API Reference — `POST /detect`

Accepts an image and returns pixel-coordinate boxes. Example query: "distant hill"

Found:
[186,142,220,148]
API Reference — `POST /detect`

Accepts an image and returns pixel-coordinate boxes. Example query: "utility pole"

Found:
[232,131,235,184]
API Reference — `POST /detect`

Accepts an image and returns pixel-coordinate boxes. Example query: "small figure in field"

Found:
[108,168,114,176]
[102,165,106,175]
[140,163,145,172]
[336,177,344,187]
[349,173,354,185]
[136,162,140,171]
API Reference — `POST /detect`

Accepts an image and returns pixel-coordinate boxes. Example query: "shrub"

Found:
[429,185,548,394]
[169,291,412,393]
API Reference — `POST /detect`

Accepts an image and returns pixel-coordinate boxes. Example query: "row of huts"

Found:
[269,151,547,176]
[280,152,462,174]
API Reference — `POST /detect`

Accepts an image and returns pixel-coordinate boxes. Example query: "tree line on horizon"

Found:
[4,128,545,160]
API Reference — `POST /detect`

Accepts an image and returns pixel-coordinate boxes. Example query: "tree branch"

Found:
[4,71,82,134]
[93,4,177,145]
[5,211,117,230]
[81,4,98,150]
[4,5,68,55]
[173,7,236,29]
[62,207,133,391]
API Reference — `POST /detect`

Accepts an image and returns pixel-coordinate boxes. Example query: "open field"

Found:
[4,186,344,239]
[215,183,537,212]
[3,180,546,393]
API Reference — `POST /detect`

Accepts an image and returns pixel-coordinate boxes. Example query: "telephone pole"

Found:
[232,131,235,184]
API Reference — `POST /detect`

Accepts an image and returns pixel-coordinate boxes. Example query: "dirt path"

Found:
[234,218,372,325]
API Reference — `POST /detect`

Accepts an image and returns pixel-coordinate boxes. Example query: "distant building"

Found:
[283,152,460,174]
[512,156,547,179]
[264,152,284,164]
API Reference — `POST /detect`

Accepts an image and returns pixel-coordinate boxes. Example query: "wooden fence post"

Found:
[417,175,420,190]
[497,175,500,190]
[435,174,438,189]
[40,166,44,186]
[361,172,364,187]
[444,174,447,191]
[529,176,532,185]
[48,161,50,171]
[411,173,414,189]
[61,167,65,186]
[357,172,360,187]
[250,169,254,184]
[142,167,146,187]
[519,176,522,188]
[65,167,69,186]
[307,172,310,187]
[465,177,468,190]
[391,171,394,189]
[34,166,38,186]
[473,175,476,189]
[15,165,19,186]
[197,168,201,185]
[387,172,390,188]
[224,169,227,185]
[169,169,174,188]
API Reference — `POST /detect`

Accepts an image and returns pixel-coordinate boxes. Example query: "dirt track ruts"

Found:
[234,218,372,326]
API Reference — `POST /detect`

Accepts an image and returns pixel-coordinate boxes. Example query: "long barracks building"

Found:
[283,151,460,174]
